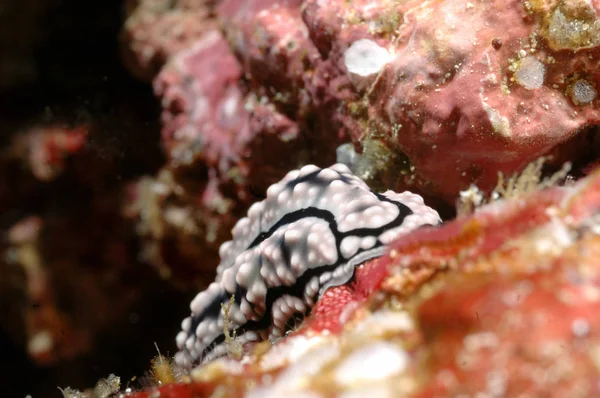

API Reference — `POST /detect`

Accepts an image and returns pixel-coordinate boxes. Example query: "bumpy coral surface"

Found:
[121,0,218,81]
[114,0,600,395]
[125,0,600,201]
[120,0,600,285]
[362,0,600,200]
[123,166,600,398]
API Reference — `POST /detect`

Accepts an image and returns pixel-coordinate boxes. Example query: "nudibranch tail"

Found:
[175,163,441,368]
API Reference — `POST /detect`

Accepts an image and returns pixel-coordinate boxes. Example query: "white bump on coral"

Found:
[571,79,597,105]
[344,39,393,77]
[352,310,415,338]
[334,342,410,385]
[514,56,545,90]
[256,337,340,395]
[258,334,335,371]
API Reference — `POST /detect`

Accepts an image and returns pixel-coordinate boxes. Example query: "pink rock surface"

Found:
[124,0,600,206]
[121,0,218,81]
[217,0,311,97]
[123,166,600,398]
[216,0,382,152]
[361,0,600,200]
[153,25,329,189]
[216,0,600,201]
[154,30,249,169]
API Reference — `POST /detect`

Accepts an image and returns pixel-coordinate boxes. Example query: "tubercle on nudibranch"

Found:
[175,163,441,368]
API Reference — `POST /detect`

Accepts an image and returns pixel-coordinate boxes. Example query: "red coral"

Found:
[115,0,600,394]
[125,167,600,398]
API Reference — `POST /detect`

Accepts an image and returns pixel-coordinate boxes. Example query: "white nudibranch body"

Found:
[175,164,440,368]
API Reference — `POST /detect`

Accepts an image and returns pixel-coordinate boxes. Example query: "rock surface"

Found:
[4,0,600,395]
[123,165,600,398]
[120,0,600,283]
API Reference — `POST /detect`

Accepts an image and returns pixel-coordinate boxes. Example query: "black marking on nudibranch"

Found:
[175,164,441,367]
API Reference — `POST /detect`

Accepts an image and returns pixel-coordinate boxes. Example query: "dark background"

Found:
[0,0,190,396]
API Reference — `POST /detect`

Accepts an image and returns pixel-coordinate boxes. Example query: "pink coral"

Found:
[116,0,600,394]
[123,0,600,214]
[121,0,218,81]
[358,0,600,199]
[154,30,249,168]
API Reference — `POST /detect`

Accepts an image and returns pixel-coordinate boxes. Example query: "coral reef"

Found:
[3,0,600,396]
[361,0,600,200]
[120,0,600,284]
[135,0,600,199]
[114,0,600,395]
[121,0,218,81]
[124,164,600,398]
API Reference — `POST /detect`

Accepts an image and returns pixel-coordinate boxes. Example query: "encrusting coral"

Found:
[117,162,600,398]
[48,0,600,396]
[120,0,600,287]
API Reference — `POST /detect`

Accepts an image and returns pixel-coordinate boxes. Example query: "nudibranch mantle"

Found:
[175,163,440,367]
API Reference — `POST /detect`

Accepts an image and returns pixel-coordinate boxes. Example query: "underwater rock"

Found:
[121,0,218,81]
[125,0,600,213]
[124,0,600,204]
[124,164,600,398]
[360,0,600,200]
[116,0,600,393]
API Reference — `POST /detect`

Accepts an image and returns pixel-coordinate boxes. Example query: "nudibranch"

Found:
[175,164,440,367]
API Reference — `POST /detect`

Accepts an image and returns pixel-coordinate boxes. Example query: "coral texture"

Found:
[120,0,600,286]
[125,165,600,398]
[359,0,600,200]
[3,0,599,395]
[121,0,218,81]
[126,0,600,201]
